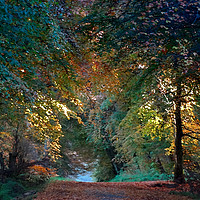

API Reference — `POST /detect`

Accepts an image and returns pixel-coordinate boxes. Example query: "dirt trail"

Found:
[35,180,193,200]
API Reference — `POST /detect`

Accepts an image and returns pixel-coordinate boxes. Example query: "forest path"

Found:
[35,180,192,200]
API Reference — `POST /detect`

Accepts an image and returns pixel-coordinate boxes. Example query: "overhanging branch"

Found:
[183,133,200,141]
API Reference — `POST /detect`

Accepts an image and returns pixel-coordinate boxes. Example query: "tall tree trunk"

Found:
[9,123,20,176]
[174,82,185,183]
[0,152,5,182]
[8,152,17,175]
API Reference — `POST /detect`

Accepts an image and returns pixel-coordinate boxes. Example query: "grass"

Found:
[49,176,73,182]
[110,169,172,182]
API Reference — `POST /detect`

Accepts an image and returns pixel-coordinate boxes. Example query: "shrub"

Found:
[0,180,25,200]
[94,161,115,182]
[19,165,57,185]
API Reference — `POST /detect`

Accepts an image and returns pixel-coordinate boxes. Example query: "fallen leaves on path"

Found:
[35,180,194,200]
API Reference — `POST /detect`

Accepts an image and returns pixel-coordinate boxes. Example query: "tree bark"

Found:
[105,145,123,175]
[157,157,166,174]
[174,82,185,183]
[8,123,20,176]
[0,152,5,182]
[8,152,18,175]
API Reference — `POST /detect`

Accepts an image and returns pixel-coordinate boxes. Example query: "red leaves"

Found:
[161,48,168,55]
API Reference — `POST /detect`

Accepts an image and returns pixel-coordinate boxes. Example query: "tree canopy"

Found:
[78,0,200,183]
[0,0,199,190]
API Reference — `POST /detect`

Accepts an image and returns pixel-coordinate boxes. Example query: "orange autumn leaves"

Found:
[29,165,57,177]
[35,180,196,200]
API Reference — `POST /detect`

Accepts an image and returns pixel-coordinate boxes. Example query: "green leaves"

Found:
[77,0,200,181]
[0,0,84,165]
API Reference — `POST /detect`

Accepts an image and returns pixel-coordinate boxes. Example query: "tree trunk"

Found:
[174,82,185,183]
[157,157,166,174]
[0,152,5,182]
[8,152,18,176]
[105,145,123,175]
[8,124,20,176]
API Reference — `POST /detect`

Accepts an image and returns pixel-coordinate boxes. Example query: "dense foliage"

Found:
[77,0,200,183]
[0,0,199,197]
[0,0,83,187]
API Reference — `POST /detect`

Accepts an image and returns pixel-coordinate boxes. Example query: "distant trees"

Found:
[79,0,200,183]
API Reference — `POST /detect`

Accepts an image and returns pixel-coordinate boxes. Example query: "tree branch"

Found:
[192,9,199,25]
[183,125,200,135]
[183,133,200,141]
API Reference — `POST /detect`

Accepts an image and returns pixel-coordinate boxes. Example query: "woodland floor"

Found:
[35,180,199,200]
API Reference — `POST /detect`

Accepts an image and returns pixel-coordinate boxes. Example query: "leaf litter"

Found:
[35,180,198,200]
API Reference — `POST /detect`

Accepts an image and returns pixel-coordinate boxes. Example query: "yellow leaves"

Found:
[182,102,200,142]
[25,94,85,161]
[56,101,83,123]
[0,131,10,136]
[0,131,13,153]
[57,103,72,120]
[137,105,172,140]
[71,98,84,112]
[50,139,62,161]
[77,116,84,125]
[165,142,175,156]
[92,64,97,71]
[26,105,63,160]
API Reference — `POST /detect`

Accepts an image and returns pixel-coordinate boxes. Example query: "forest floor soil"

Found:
[35,180,198,200]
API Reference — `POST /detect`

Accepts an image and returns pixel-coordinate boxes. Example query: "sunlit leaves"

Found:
[0,0,84,165]
[80,0,200,181]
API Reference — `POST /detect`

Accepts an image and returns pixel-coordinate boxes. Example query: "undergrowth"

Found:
[0,180,25,200]
[110,169,172,182]
[0,173,52,200]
